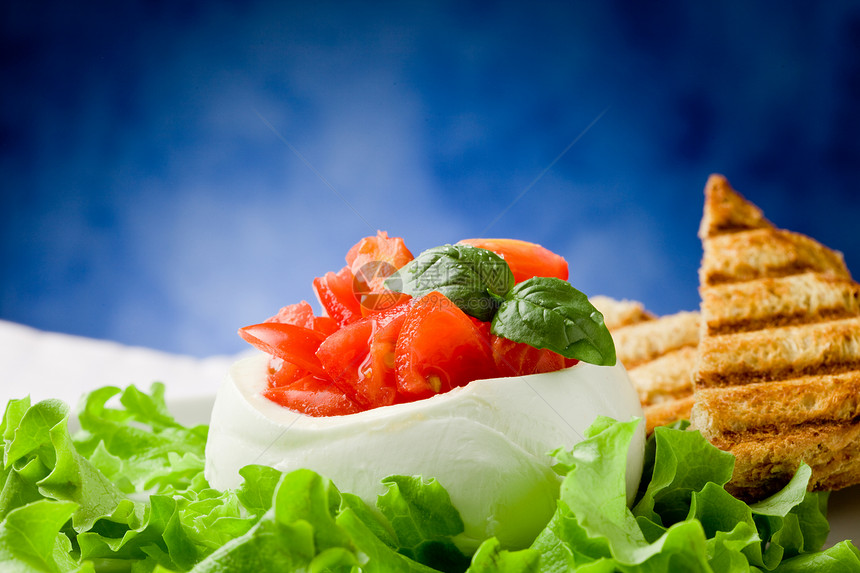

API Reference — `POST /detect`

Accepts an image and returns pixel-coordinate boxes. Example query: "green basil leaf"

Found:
[386,244,515,321]
[491,277,616,365]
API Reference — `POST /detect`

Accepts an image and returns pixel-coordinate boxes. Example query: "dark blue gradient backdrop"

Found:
[2,1,859,356]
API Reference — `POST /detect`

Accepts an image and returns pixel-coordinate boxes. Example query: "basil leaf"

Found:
[386,244,515,321]
[491,277,616,366]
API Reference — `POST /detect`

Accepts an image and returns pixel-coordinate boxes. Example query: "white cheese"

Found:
[204,353,645,551]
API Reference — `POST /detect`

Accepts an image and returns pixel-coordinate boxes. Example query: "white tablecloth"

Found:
[0,319,241,412]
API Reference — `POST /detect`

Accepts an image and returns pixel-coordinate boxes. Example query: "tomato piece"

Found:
[316,317,374,405]
[316,301,410,408]
[313,266,363,326]
[347,231,414,314]
[490,335,566,377]
[346,230,414,285]
[457,238,569,283]
[265,301,316,328]
[395,292,498,399]
[267,360,308,388]
[312,316,339,337]
[365,303,409,405]
[239,322,328,379]
[264,375,363,417]
[265,301,340,337]
[469,316,493,341]
[359,292,412,316]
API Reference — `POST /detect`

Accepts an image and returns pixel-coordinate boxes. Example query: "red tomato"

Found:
[365,302,409,404]
[346,230,414,287]
[312,316,340,337]
[468,316,493,341]
[238,322,329,379]
[267,360,308,388]
[490,335,567,377]
[347,231,414,314]
[457,238,569,283]
[313,266,363,326]
[265,301,316,328]
[316,301,410,408]
[316,317,374,405]
[359,292,413,317]
[395,292,498,399]
[265,300,339,337]
[264,375,363,417]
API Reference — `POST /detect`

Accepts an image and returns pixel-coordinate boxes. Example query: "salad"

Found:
[2,233,859,572]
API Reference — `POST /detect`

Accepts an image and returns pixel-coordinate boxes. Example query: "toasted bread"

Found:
[691,174,860,499]
[589,295,655,330]
[591,296,699,433]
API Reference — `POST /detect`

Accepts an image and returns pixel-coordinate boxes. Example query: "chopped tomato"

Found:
[313,266,363,326]
[312,315,340,337]
[268,360,308,388]
[264,375,363,417]
[359,291,413,316]
[265,301,316,328]
[265,300,339,336]
[316,317,374,405]
[468,316,494,342]
[316,301,410,408]
[365,303,409,404]
[395,292,498,399]
[457,238,569,283]
[490,335,567,377]
[347,231,414,313]
[239,322,328,379]
[346,231,413,287]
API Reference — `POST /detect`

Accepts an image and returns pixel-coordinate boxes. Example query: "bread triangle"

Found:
[692,175,860,499]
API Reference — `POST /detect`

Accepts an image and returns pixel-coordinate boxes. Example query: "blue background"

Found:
[2,1,859,357]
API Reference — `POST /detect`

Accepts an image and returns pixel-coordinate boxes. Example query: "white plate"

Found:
[168,395,859,549]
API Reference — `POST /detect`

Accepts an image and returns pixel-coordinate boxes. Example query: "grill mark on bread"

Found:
[706,222,766,236]
[700,228,851,287]
[711,415,860,448]
[704,263,849,286]
[699,360,860,387]
[706,307,860,335]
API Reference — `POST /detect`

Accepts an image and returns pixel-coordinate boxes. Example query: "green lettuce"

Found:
[1,385,858,572]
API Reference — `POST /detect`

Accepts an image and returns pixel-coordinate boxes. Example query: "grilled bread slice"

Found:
[692,174,860,499]
[591,296,699,433]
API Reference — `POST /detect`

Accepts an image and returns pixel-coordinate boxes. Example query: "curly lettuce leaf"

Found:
[526,417,857,572]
